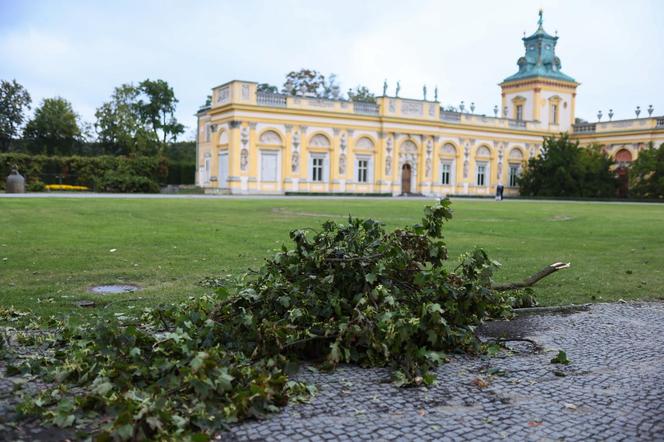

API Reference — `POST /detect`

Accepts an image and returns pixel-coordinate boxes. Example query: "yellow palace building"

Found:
[195,12,664,196]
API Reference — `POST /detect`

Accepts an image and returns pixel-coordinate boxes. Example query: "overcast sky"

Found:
[1,0,662,140]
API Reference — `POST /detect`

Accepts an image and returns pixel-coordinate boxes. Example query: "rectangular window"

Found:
[204,124,211,142]
[516,105,523,121]
[509,164,520,187]
[312,157,324,182]
[552,104,559,124]
[261,152,278,182]
[476,163,486,186]
[441,162,451,185]
[357,159,369,183]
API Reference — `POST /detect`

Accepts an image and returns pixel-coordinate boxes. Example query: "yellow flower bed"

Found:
[45,184,90,191]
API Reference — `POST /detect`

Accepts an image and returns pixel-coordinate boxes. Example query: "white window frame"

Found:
[355,155,373,183]
[218,151,229,188]
[309,153,329,183]
[508,163,520,187]
[259,150,279,182]
[516,105,523,121]
[440,159,455,185]
[476,162,489,187]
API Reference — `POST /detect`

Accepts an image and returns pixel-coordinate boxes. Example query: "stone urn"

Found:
[6,167,26,193]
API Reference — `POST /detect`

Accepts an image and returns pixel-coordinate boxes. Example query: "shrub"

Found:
[629,142,664,199]
[95,171,160,193]
[519,134,617,198]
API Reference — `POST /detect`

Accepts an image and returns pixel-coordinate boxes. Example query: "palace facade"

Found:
[195,12,664,196]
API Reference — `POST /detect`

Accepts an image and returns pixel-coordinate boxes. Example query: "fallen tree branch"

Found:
[492,262,570,291]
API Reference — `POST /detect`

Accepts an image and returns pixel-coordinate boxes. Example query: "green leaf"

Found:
[550,350,571,365]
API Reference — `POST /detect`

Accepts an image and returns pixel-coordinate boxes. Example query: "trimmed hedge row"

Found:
[0,153,195,192]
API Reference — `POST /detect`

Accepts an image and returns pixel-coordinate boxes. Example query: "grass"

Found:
[1,197,663,319]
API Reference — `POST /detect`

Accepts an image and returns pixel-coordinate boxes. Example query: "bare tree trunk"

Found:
[493,262,570,291]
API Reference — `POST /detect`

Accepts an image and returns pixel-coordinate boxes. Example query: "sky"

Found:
[1,0,663,140]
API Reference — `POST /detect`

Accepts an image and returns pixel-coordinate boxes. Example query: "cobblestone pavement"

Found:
[2,302,663,441]
[227,302,664,441]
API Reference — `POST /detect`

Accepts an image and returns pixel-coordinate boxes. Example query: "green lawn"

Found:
[1,197,663,318]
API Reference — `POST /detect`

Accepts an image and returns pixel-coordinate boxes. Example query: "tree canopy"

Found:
[281,69,341,99]
[628,142,664,199]
[0,79,32,151]
[95,79,184,156]
[347,85,376,103]
[23,97,81,156]
[518,134,618,198]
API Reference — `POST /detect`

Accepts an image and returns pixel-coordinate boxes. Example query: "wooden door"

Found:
[401,164,411,194]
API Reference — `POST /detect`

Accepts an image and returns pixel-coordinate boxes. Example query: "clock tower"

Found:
[500,10,579,131]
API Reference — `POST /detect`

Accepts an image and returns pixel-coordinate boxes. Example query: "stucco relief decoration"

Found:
[356,137,375,150]
[218,130,229,145]
[240,127,249,171]
[385,136,393,176]
[442,144,456,156]
[309,134,331,148]
[497,144,504,181]
[401,101,423,116]
[339,153,347,175]
[259,130,281,145]
[425,139,433,178]
[218,87,230,104]
[291,131,300,173]
[463,145,470,179]
[241,84,250,100]
[400,140,418,166]
[476,146,491,157]
[509,148,524,160]
[339,133,347,175]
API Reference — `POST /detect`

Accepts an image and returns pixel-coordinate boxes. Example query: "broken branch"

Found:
[492,262,570,291]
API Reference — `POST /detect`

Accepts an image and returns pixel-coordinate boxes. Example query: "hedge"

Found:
[0,153,193,192]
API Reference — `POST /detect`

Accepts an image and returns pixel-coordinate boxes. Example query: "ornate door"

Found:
[401,164,412,194]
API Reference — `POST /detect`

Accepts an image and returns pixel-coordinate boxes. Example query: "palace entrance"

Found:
[401,164,412,194]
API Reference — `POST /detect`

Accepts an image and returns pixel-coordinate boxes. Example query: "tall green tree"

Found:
[0,79,32,151]
[629,142,664,199]
[95,84,157,156]
[136,79,185,150]
[347,85,376,103]
[257,83,279,94]
[281,69,340,99]
[23,97,81,156]
[518,134,617,198]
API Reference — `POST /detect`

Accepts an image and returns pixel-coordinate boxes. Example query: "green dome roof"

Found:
[503,11,577,84]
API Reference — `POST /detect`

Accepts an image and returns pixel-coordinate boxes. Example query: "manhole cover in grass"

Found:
[90,284,141,294]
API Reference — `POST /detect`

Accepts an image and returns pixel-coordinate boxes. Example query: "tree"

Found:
[23,97,81,156]
[518,133,617,198]
[0,79,32,151]
[95,84,157,156]
[136,79,185,150]
[347,85,376,103]
[257,83,279,94]
[629,142,664,199]
[281,69,340,99]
